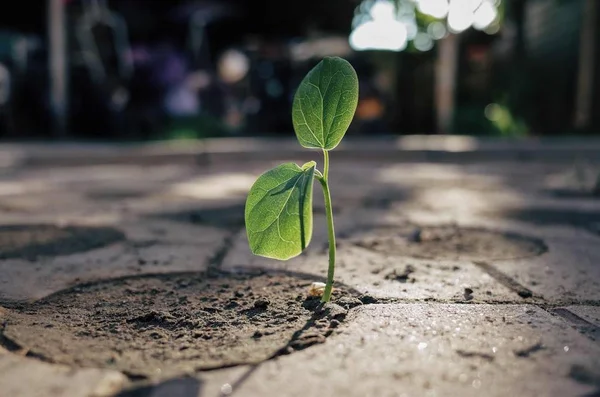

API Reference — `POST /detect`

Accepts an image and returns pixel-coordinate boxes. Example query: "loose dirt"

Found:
[1,270,355,378]
[348,225,546,261]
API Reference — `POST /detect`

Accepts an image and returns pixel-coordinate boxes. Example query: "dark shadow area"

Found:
[544,188,600,200]
[87,190,150,201]
[360,188,412,210]
[114,377,203,397]
[582,391,600,397]
[152,203,246,229]
[0,224,125,260]
[150,182,413,229]
[502,208,600,236]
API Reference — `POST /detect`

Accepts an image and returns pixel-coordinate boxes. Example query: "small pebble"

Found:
[329,319,341,328]
[464,288,474,301]
[254,298,270,309]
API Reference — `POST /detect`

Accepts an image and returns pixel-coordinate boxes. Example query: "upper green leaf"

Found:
[292,57,359,150]
[245,161,316,260]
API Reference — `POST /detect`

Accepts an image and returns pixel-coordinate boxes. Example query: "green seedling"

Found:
[245,57,359,303]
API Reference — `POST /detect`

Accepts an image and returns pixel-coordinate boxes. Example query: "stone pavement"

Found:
[0,139,599,396]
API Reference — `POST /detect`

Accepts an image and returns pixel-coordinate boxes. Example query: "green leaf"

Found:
[245,161,316,260]
[292,57,359,150]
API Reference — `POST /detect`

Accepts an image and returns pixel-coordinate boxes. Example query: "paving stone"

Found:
[0,152,599,397]
[554,306,600,342]
[0,349,127,397]
[377,173,600,303]
[564,306,600,328]
[222,216,521,303]
[493,239,600,303]
[120,219,230,247]
[429,211,600,304]
[0,223,226,302]
[209,304,600,397]
[113,377,203,397]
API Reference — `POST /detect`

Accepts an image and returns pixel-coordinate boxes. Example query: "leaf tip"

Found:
[301,160,317,171]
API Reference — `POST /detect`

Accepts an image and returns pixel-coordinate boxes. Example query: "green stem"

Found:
[319,149,336,303]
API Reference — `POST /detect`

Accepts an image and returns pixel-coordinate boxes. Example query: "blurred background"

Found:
[0,0,598,142]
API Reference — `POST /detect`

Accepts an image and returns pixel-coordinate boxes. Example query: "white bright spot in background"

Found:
[350,20,408,51]
[369,0,396,20]
[428,21,447,40]
[414,32,434,52]
[416,0,450,19]
[473,0,499,30]
[351,0,500,52]
[401,17,419,40]
[447,0,475,32]
[217,49,249,84]
[417,0,500,34]
[350,0,408,52]
[484,21,501,35]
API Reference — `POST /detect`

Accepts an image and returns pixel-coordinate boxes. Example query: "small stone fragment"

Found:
[359,294,379,304]
[336,296,363,310]
[385,265,415,283]
[464,288,474,301]
[253,298,270,310]
[252,330,263,339]
[320,303,348,321]
[329,319,341,328]
[407,228,422,243]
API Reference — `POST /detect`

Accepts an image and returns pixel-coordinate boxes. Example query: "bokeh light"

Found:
[414,32,434,52]
[350,0,408,52]
[417,0,450,19]
[473,0,499,30]
[217,49,249,84]
[351,0,500,53]
[428,21,448,40]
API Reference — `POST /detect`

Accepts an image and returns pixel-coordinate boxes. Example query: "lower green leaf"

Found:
[245,161,316,260]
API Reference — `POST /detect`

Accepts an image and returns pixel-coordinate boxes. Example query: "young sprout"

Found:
[245,57,359,303]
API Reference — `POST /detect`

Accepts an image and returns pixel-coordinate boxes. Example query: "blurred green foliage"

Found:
[163,115,230,141]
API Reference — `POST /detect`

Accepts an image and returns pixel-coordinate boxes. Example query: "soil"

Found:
[1,270,356,378]
[347,225,546,261]
[0,224,125,260]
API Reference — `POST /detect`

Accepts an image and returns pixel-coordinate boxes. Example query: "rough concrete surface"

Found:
[201,304,600,397]
[0,348,128,397]
[0,142,598,396]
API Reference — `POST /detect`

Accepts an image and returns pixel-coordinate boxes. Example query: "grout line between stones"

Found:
[207,228,241,274]
[472,260,536,299]
[546,307,600,344]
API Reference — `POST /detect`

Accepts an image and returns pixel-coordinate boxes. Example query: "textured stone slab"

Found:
[440,215,600,304]
[0,349,127,397]
[554,306,600,342]
[565,306,600,328]
[495,239,600,303]
[0,222,227,303]
[207,304,600,397]
[381,181,600,303]
[222,216,520,303]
